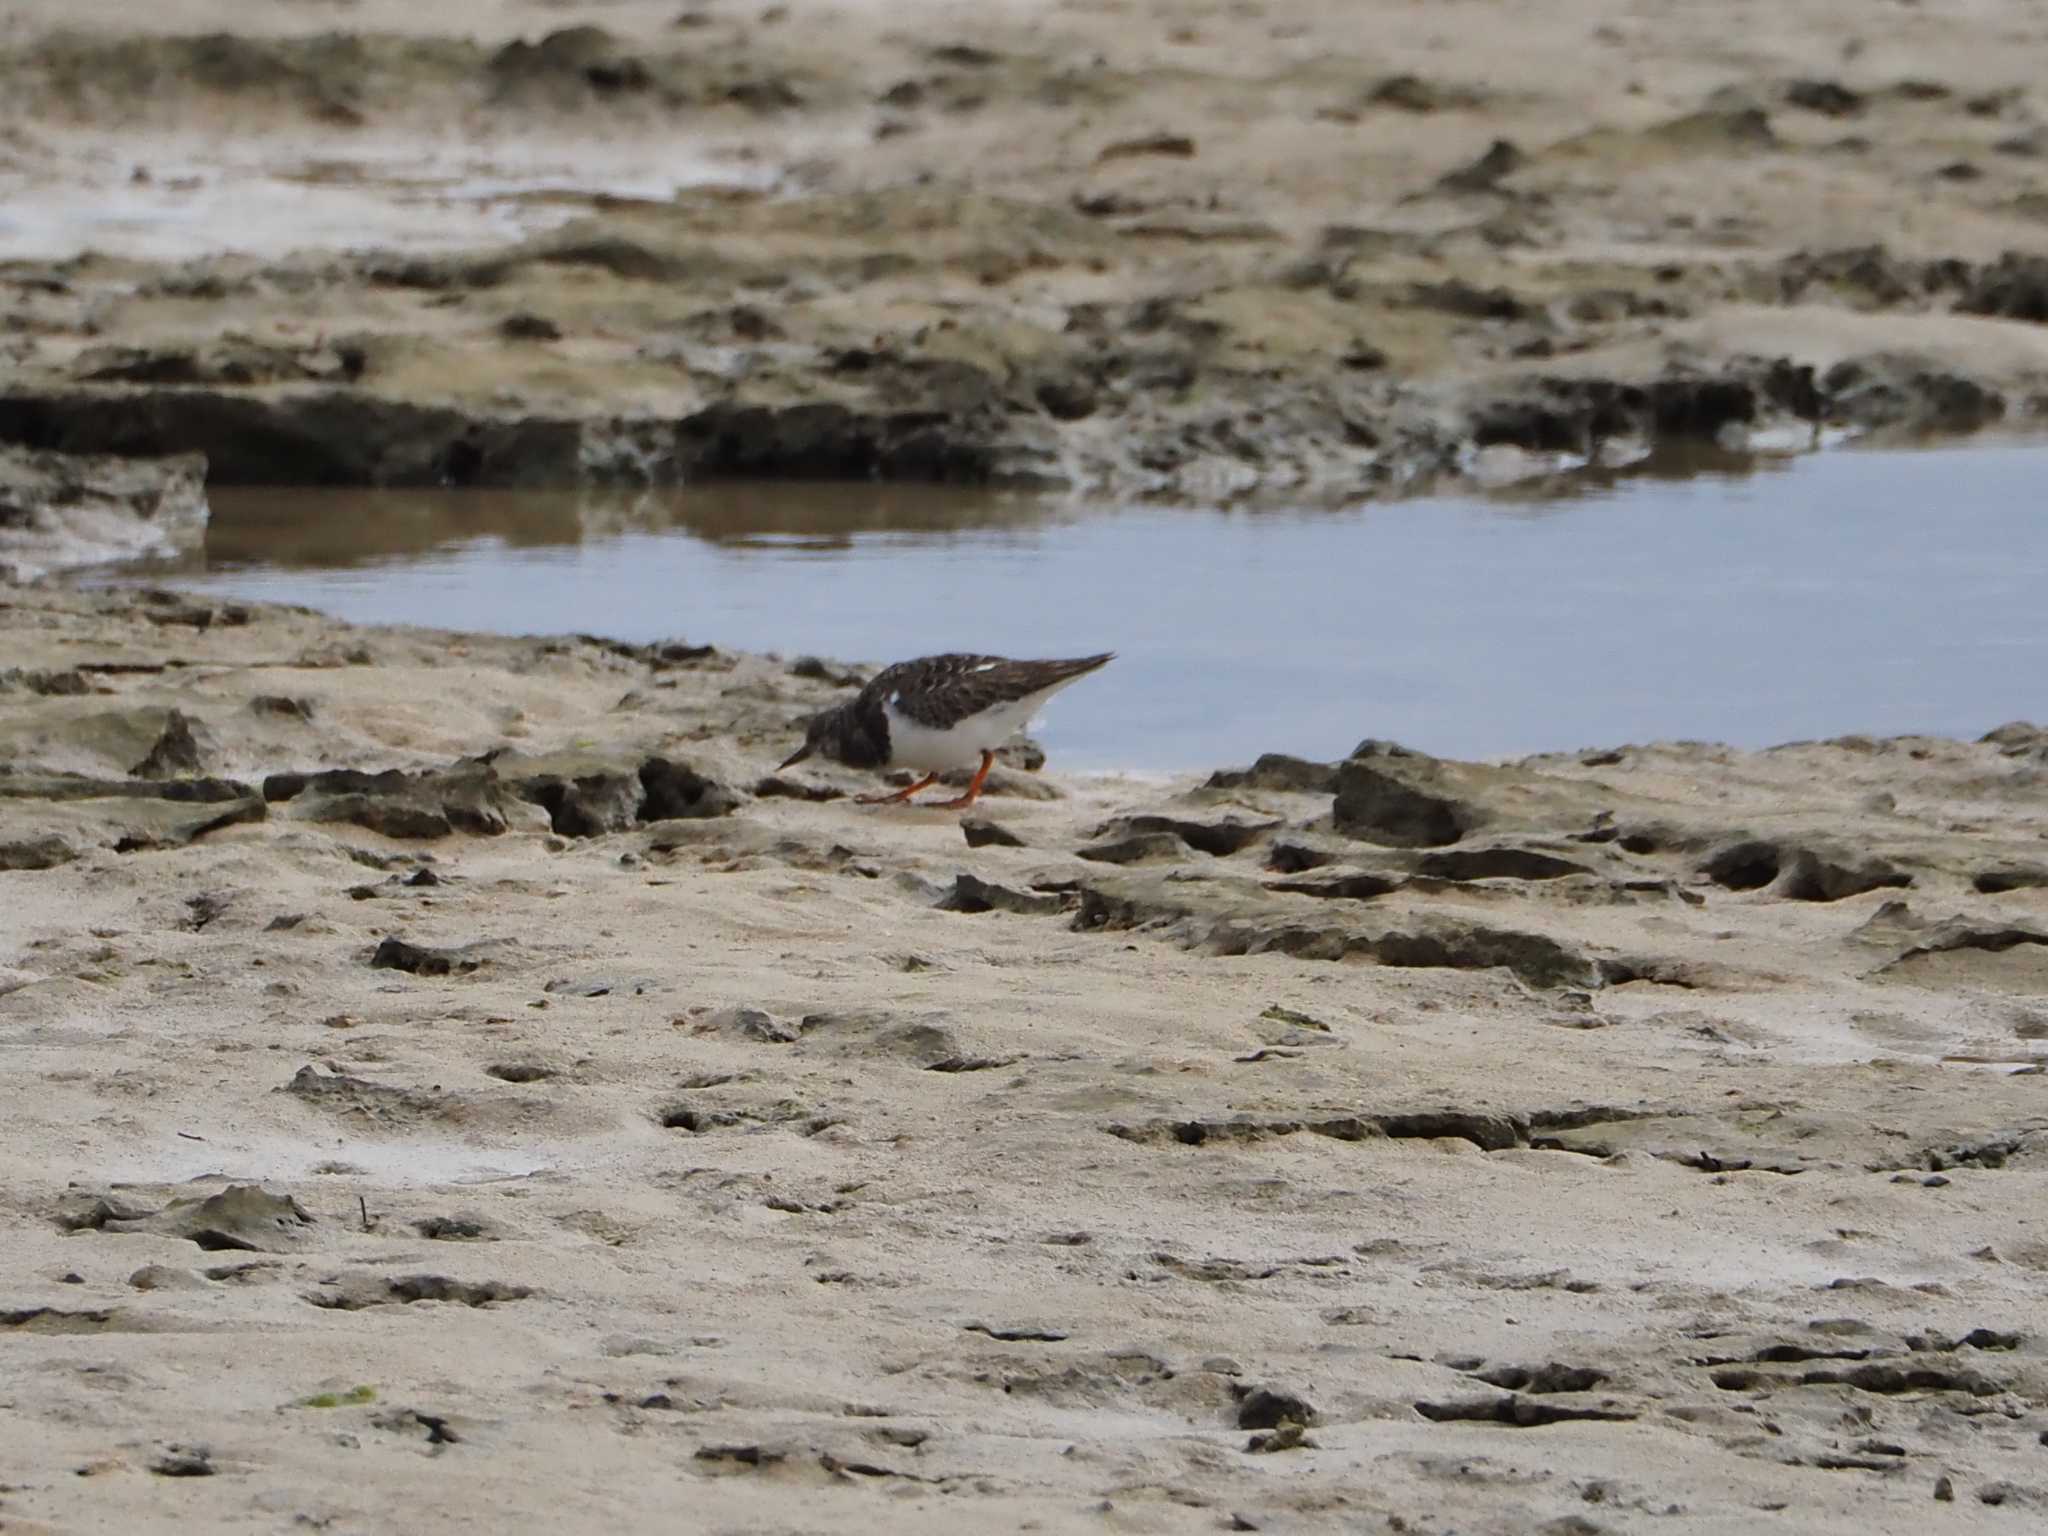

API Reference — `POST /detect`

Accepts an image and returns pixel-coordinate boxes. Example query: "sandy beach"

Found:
[5,2,2048,1532]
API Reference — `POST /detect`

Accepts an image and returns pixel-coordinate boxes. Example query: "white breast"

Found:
[882,681,1077,773]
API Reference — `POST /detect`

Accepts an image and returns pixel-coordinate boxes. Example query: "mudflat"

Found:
[2,0,2047,499]
[5,1,2048,1531]
[2,583,2046,1532]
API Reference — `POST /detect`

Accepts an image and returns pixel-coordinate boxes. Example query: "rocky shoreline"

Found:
[5,6,2048,502]
[7,2,2048,1530]
[4,582,2047,1531]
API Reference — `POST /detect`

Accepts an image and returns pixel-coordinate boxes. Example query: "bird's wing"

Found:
[882,653,1114,730]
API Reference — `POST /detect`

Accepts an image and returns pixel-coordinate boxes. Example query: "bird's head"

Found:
[777,703,852,771]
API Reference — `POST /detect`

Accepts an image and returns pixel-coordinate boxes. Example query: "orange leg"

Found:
[930,751,996,811]
[856,772,938,806]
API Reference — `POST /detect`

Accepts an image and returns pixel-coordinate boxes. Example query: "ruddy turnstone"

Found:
[777,651,1114,809]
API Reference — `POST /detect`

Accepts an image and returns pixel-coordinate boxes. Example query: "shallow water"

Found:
[156,444,2048,771]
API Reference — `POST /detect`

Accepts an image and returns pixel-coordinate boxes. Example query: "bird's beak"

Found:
[776,743,813,771]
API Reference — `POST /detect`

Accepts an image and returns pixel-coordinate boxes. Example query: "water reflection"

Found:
[160,442,2048,770]
[198,441,1815,571]
[199,481,1072,569]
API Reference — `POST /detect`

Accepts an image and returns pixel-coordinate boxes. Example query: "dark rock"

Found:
[249,694,316,721]
[1236,1386,1317,1430]
[1699,839,1910,901]
[1415,847,1594,882]
[1889,919,2048,966]
[269,761,523,839]
[509,757,644,836]
[1771,251,1970,316]
[1088,814,1280,857]
[109,795,268,851]
[1268,870,1404,902]
[309,1273,532,1310]
[0,832,79,870]
[1412,277,1530,321]
[1982,720,2046,755]
[1353,918,1606,989]
[73,337,342,387]
[1245,1423,1314,1453]
[1469,364,1819,457]
[638,757,741,821]
[371,1409,465,1446]
[693,1443,788,1467]
[1035,375,1098,421]
[489,26,650,98]
[1264,840,1342,873]
[369,936,488,976]
[1975,864,2048,895]
[1333,746,1477,847]
[752,775,845,802]
[485,1061,555,1084]
[0,667,91,696]
[1436,138,1526,194]
[1377,1108,1526,1150]
[0,388,588,489]
[1821,355,2006,433]
[1097,133,1198,163]
[928,42,1002,67]
[499,313,562,342]
[3,769,254,804]
[415,1214,498,1241]
[1472,1362,1609,1393]
[1784,79,1865,116]
[1074,871,1600,987]
[1415,1394,1636,1426]
[788,655,864,687]
[673,392,1020,485]
[962,817,1027,848]
[0,358,1029,491]
[936,873,1067,915]
[1370,74,1482,113]
[1204,754,1339,793]
[149,1446,216,1477]
[129,709,204,778]
[1077,831,1189,865]
[1957,253,2048,323]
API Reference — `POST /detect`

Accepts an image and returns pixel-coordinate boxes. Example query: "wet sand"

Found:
[3,583,2047,1533]
[5,1,2048,1530]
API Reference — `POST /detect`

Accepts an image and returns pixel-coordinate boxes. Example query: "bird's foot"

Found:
[856,773,938,806]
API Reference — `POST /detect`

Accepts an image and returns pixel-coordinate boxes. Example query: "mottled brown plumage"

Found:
[778,650,1114,808]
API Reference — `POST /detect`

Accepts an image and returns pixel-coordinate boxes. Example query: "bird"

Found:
[777,651,1115,810]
